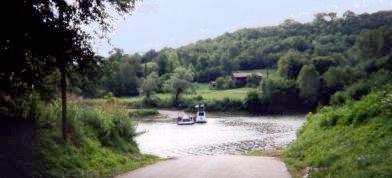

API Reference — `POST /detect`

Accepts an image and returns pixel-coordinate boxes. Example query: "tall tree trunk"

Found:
[60,65,68,142]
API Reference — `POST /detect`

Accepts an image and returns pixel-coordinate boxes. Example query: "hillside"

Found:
[285,88,392,177]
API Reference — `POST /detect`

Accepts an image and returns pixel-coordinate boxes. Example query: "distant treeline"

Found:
[71,11,392,111]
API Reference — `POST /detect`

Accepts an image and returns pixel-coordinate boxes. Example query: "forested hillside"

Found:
[72,10,392,113]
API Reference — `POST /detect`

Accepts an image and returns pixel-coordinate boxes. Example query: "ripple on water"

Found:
[135,115,305,158]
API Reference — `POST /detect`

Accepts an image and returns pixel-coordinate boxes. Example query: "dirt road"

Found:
[116,155,291,178]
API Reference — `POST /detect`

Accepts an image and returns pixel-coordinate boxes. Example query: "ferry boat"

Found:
[195,104,207,123]
[176,114,195,125]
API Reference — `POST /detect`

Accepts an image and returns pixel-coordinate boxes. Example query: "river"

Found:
[134,111,305,158]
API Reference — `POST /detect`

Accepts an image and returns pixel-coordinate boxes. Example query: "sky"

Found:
[92,0,392,56]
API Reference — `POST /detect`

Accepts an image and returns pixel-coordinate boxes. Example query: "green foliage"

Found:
[323,66,360,91]
[310,56,338,74]
[246,73,262,87]
[278,51,306,79]
[297,65,321,106]
[244,91,262,113]
[215,76,235,89]
[357,27,392,59]
[140,72,159,99]
[164,67,194,106]
[1,101,157,178]
[141,96,161,108]
[285,90,392,177]
[62,11,392,104]
[104,92,116,103]
[258,79,304,113]
[106,57,142,96]
[201,98,244,112]
[330,91,351,105]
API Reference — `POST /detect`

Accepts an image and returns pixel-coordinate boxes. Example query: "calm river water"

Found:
[134,114,305,158]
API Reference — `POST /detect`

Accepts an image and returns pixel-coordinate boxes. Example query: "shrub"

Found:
[346,81,372,100]
[330,91,350,105]
[259,79,304,113]
[104,92,116,103]
[141,96,160,107]
[246,74,262,87]
[215,76,235,89]
[244,91,262,113]
[323,66,361,92]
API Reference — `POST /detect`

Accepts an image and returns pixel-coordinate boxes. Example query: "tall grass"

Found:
[4,100,157,178]
[284,89,392,177]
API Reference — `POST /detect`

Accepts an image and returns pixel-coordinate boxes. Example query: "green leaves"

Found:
[297,64,321,106]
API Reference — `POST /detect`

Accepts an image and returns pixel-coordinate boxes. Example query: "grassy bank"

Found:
[1,100,158,178]
[123,84,255,103]
[284,89,392,177]
[85,84,255,112]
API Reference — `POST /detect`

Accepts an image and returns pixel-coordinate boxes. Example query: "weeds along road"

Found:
[116,155,291,178]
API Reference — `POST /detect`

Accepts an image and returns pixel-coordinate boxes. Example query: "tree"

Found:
[277,51,306,79]
[323,66,360,92]
[215,76,234,89]
[297,65,321,107]
[259,79,303,113]
[156,54,169,76]
[141,49,158,63]
[140,72,159,99]
[164,67,194,106]
[107,62,140,96]
[1,0,137,141]
[310,56,338,74]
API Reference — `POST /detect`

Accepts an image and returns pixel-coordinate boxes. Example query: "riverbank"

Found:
[285,90,392,177]
[0,101,159,178]
[131,109,306,120]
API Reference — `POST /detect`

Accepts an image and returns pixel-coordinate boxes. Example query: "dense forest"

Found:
[71,10,392,113]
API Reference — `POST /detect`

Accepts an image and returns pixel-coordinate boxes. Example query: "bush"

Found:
[206,98,244,112]
[141,96,160,107]
[244,91,262,113]
[330,91,350,105]
[346,81,372,100]
[246,74,262,87]
[323,66,361,92]
[258,79,305,113]
[104,92,116,103]
[215,76,235,89]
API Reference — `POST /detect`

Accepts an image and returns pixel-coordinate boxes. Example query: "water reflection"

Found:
[134,115,305,158]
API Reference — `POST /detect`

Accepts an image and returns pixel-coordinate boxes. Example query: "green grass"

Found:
[113,84,255,105]
[284,89,392,178]
[4,100,159,178]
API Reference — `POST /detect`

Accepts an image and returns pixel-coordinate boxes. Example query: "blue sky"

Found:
[93,0,392,56]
